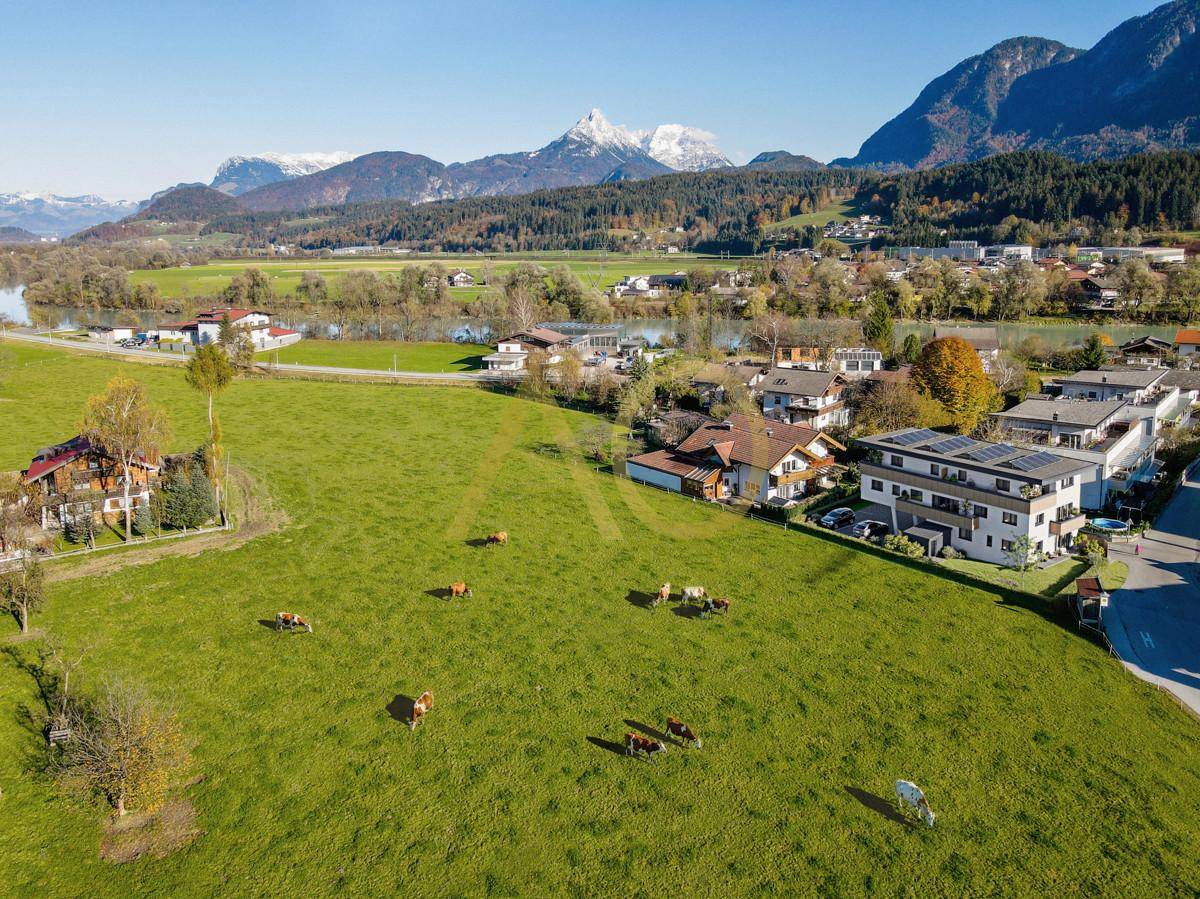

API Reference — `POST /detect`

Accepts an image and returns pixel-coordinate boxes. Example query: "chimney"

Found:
[1101,374,1107,383]
[766,428,773,438]
[1052,413,1059,422]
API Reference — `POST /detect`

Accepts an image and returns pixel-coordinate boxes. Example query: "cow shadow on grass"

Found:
[623,718,670,743]
[671,603,703,619]
[625,590,661,610]
[424,587,452,600]
[386,694,416,723]
[256,619,279,630]
[586,736,626,757]
[844,786,916,830]
[464,538,490,548]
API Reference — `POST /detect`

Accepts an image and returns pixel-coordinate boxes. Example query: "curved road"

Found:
[1104,465,1200,717]
[1,330,520,383]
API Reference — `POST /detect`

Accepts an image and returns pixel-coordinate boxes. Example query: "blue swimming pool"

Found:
[1089,518,1129,532]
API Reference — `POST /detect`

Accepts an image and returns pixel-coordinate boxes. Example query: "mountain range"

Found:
[0,193,139,238]
[835,0,1199,169]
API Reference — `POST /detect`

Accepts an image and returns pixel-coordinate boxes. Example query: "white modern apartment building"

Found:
[1052,368,1168,404]
[991,397,1157,509]
[858,428,1091,564]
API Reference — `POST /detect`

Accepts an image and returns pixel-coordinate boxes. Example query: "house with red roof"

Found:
[1175,328,1200,358]
[156,308,300,349]
[625,412,844,505]
[20,436,159,531]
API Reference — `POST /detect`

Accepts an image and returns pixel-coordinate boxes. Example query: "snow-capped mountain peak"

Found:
[211,152,356,196]
[633,124,732,171]
[0,192,139,237]
[563,108,640,152]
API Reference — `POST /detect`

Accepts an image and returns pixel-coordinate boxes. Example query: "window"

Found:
[975,505,988,519]
[996,478,1010,493]
[909,490,924,502]
[871,479,883,492]
[891,455,903,467]
[930,464,939,475]
[1035,513,1045,526]
[1060,476,1074,489]
[891,485,901,496]
[958,527,973,541]
[958,470,968,481]
[986,536,993,548]
[1002,512,1018,525]
[1001,539,1014,552]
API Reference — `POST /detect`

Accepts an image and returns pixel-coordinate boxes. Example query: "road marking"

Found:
[1140,631,1156,649]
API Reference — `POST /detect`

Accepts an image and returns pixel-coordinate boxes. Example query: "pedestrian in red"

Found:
[1135,542,1141,556]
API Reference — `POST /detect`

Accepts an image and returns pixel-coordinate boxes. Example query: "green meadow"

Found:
[0,339,1198,896]
[255,340,490,372]
[766,200,858,231]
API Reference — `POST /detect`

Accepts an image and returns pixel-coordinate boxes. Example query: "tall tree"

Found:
[862,291,895,356]
[184,344,234,511]
[912,337,998,434]
[1079,332,1107,370]
[81,374,170,541]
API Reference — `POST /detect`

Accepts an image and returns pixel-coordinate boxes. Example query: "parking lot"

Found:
[814,501,894,540]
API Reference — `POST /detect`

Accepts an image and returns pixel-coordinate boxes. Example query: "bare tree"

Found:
[747,312,792,365]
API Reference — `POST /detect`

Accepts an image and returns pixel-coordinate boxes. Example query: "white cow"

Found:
[895,780,935,827]
[681,586,707,603]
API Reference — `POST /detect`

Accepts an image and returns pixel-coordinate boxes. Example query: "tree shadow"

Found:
[625,590,661,610]
[844,786,916,830]
[424,587,452,600]
[671,603,703,619]
[386,694,416,723]
[623,718,670,743]
[586,736,626,757]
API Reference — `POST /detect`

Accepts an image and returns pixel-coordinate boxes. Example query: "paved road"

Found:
[2,330,519,383]
[1104,465,1200,717]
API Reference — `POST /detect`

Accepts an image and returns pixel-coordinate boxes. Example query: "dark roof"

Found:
[761,367,843,397]
[626,449,720,481]
[1163,370,1200,391]
[1119,335,1172,352]
[993,398,1128,427]
[1054,369,1165,389]
[866,366,912,384]
[933,326,999,352]
[693,362,765,386]
[857,427,1090,481]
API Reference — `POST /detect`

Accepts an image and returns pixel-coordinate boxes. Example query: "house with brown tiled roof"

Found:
[484,327,572,371]
[760,368,851,430]
[625,412,844,505]
[1175,328,1200,358]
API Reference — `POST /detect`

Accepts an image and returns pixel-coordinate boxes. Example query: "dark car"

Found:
[851,520,889,539]
[819,507,855,529]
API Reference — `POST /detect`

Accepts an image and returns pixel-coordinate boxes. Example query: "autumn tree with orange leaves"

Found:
[912,337,999,434]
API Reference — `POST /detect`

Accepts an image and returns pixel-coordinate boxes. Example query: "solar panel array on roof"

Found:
[1008,451,1060,472]
[927,435,978,454]
[967,443,1017,462]
[892,428,938,446]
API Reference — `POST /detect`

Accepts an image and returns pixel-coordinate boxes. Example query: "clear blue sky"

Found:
[2,0,1161,199]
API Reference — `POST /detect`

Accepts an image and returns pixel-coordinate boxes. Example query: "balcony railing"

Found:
[896,497,979,530]
[1050,513,1087,536]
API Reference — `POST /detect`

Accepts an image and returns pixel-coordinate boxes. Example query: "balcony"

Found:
[897,497,978,530]
[770,469,821,487]
[1050,513,1087,536]
[860,462,1052,514]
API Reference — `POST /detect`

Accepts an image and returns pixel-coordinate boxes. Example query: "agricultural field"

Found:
[766,200,858,232]
[129,254,745,301]
[1,340,1199,895]
[255,340,489,372]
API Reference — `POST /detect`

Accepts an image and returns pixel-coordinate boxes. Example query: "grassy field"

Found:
[766,200,857,232]
[129,254,745,300]
[255,340,489,372]
[942,555,1128,598]
[1,340,1198,895]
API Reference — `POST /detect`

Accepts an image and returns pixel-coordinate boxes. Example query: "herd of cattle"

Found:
[268,530,937,827]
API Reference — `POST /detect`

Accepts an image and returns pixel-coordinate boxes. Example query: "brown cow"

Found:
[624,731,666,760]
[275,612,312,633]
[652,582,670,608]
[665,717,702,748]
[448,581,473,599]
[486,531,508,547]
[700,597,730,618]
[410,690,434,730]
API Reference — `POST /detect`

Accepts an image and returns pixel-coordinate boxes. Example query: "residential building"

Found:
[1175,328,1200,358]
[776,346,883,377]
[448,270,475,287]
[1116,335,1172,367]
[760,368,851,430]
[933,326,1000,372]
[990,397,1157,508]
[21,436,159,531]
[483,326,572,371]
[692,362,767,406]
[858,428,1090,564]
[1052,368,1167,403]
[626,412,843,505]
[87,325,137,342]
[156,308,300,349]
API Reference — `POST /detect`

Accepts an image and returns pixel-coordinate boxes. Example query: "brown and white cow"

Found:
[624,732,666,760]
[275,612,312,633]
[448,581,473,599]
[486,531,508,547]
[665,716,702,748]
[652,583,671,608]
[681,586,707,604]
[410,690,434,730]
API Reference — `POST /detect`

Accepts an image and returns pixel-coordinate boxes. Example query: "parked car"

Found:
[819,507,855,529]
[584,355,603,366]
[851,520,889,540]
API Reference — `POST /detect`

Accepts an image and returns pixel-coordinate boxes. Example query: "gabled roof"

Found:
[22,435,158,484]
[761,367,844,397]
[675,412,842,470]
[693,362,765,386]
[1118,335,1172,352]
[501,326,570,347]
[1054,369,1165,389]
[626,449,721,482]
[1175,328,1200,346]
[194,308,264,323]
[933,326,999,351]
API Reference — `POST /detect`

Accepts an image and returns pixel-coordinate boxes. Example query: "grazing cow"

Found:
[681,586,707,604]
[895,780,936,827]
[699,597,730,619]
[624,732,666,761]
[448,581,473,599]
[665,716,701,748]
[486,531,508,547]
[275,612,312,633]
[410,690,434,729]
[652,583,671,608]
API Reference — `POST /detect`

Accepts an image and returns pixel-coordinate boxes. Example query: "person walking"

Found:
[1135,542,1141,556]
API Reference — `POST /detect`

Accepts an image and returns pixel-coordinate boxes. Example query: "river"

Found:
[0,285,1183,349]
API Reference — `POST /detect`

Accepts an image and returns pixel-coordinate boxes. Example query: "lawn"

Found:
[127,254,749,300]
[766,200,857,232]
[0,340,1198,896]
[254,340,489,372]
[941,555,1129,598]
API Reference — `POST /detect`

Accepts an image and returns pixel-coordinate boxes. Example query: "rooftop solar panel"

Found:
[967,443,1017,462]
[892,428,938,446]
[927,435,978,454]
[1008,451,1060,471]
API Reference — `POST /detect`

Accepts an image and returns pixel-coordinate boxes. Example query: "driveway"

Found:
[1104,465,1200,718]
